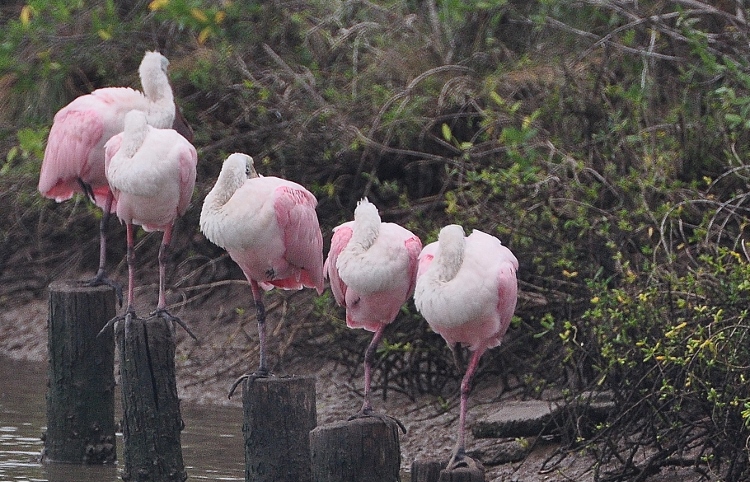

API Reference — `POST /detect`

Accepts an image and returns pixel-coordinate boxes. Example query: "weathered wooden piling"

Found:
[411,457,485,482]
[44,280,116,464]
[242,376,317,482]
[309,417,401,482]
[411,459,445,482]
[117,315,187,482]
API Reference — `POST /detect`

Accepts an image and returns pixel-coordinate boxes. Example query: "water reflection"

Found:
[0,356,244,482]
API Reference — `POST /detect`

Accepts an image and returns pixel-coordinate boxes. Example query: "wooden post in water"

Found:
[242,376,317,482]
[309,417,401,482]
[44,280,116,464]
[117,315,187,482]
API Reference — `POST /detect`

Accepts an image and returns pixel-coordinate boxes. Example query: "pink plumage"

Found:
[39,51,179,208]
[37,51,186,292]
[105,112,197,232]
[200,153,324,386]
[415,227,518,352]
[104,110,197,326]
[324,198,421,417]
[414,224,518,468]
[200,154,324,294]
[325,199,421,331]
[39,89,137,208]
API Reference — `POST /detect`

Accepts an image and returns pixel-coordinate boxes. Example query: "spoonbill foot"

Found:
[348,406,407,434]
[446,446,472,471]
[151,309,197,341]
[227,368,270,399]
[97,307,137,338]
[82,272,123,307]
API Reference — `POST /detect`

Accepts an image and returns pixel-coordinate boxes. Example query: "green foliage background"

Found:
[3,0,750,479]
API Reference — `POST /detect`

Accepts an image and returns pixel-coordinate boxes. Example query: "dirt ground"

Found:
[0,276,694,482]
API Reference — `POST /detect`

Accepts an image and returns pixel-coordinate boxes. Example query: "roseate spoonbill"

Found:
[324,198,421,423]
[37,51,191,301]
[199,153,324,397]
[101,110,197,338]
[414,224,518,469]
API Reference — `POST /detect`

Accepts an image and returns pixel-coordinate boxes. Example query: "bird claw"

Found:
[227,368,270,399]
[446,447,471,471]
[348,407,407,434]
[150,309,197,341]
[97,309,137,338]
[82,274,124,307]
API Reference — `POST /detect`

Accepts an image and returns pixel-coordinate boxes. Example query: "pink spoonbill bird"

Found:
[324,198,421,422]
[37,51,192,301]
[102,110,197,337]
[414,224,518,469]
[199,153,324,397]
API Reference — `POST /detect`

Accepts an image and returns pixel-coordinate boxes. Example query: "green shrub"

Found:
[6,1,750,478]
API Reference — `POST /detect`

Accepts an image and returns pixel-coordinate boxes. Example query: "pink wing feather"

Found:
[39,109,106,205]
[416,241,438,279]
[39,87,147,211]
[271,185,324,293]
[403,235,422,297]
[324,224,353,306]
[494,248,519,342]
[177,143,198,217]
[103,133,123,181]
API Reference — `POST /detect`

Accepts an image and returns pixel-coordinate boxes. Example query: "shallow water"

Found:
[0,356,245,481]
